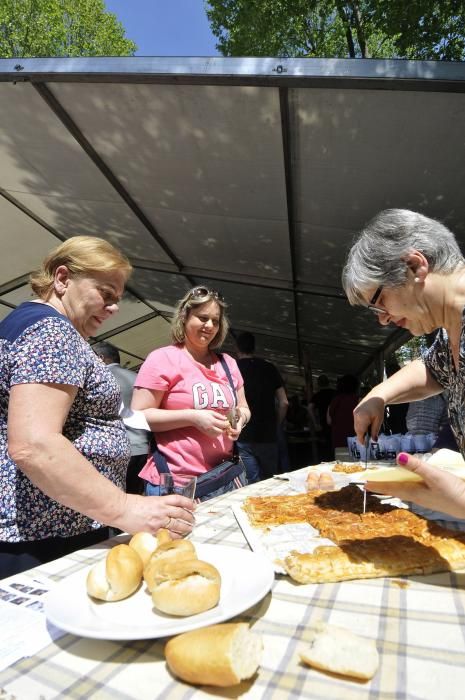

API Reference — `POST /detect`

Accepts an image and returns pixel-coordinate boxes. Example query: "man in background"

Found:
[235,331,288,482]
[309,374,335,461]
[92,341,148,494]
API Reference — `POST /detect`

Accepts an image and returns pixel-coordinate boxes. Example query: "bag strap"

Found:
[150,352,238,476]
[216,353,238,458]
[217,353,237,402]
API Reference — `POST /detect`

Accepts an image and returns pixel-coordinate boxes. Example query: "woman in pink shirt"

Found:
[132,287,251,503]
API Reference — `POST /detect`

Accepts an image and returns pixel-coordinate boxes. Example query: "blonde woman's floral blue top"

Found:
[0,302,130,542]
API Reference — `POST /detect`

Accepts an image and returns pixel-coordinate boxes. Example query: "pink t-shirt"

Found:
[135,345,244,484]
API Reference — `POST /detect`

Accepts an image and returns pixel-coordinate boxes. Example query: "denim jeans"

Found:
[144,465,247,502]
[237,441,279,482]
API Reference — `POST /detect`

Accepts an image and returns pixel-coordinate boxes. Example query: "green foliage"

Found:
[395,336,429,365]
[205,0,465,60]
[0,0,137,58]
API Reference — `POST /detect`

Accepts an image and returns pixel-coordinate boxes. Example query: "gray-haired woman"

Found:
[342,208,465,517]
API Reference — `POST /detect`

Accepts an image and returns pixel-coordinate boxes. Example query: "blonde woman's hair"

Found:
[171,286,229,350]
[30,236,132,299]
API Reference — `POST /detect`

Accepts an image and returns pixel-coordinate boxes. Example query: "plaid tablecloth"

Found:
[1,473,465,699]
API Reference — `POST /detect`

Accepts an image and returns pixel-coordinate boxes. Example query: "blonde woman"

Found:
[132,286,251,500]
[0,237,194,577]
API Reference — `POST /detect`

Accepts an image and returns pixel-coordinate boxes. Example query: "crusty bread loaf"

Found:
[300,622,379,680]
[165,623,262,686]
[144,540,197,590]
[151,559,220,616]
[86,544,143,602]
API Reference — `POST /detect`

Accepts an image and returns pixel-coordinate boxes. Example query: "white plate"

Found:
[44,543,274,640]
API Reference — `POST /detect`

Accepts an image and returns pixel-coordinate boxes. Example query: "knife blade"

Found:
[362,433,369,514]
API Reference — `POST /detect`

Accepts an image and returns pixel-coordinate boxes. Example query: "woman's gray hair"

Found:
[342,209,465,305]
[171,287,229,350]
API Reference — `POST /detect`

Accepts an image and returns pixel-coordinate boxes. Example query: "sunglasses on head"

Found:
[188,286,224,302]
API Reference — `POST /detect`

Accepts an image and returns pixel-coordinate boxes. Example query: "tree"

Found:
[205,0,465,60]
[0,0,136,58]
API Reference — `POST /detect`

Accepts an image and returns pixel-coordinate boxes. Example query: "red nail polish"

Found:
[398,452,408,465]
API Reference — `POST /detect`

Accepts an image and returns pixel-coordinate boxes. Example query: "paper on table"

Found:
[121,408,151,431]
[0,577,65,672]
[232,504,336,573]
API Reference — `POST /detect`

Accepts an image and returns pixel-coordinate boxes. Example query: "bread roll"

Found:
[300,622,379,680]
[306,471,320,491]
[86,544,143,602]
[151,559,220,616]
[318,472,335,491]
[144,540,197,590]
[165,623,262,686]
[129,529,174,568]
[156,528,172,545]
[128,532,159,567]
[306,471,335,492]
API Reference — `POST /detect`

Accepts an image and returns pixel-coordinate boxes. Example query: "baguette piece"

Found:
[144,540,197,590]
[151,559,220,616]
[300,622,379,680]
[86,544,143,602]
[165,623,262,686]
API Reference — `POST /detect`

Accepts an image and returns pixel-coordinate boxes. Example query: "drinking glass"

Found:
[159,473,197,500]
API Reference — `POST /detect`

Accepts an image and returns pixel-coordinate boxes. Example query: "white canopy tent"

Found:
[1,56,464,390]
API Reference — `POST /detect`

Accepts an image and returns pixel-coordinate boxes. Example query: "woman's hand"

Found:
[191,409,230,437]
[115,493,196,539]
[353,395,386,444]
[365,452,465,519]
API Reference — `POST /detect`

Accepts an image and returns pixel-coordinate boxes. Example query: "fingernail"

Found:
[398,452,409,465]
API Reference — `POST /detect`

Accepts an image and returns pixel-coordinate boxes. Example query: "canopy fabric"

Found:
[1,56,464,389]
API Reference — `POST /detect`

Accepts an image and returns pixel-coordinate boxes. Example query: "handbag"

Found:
[150,354,247,502]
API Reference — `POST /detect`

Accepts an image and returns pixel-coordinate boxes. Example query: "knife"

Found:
[362,433,369,514]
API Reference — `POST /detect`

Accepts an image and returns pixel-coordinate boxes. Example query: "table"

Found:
[1,471,465,699]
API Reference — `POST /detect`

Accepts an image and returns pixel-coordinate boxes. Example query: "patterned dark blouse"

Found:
[0,302,130,542]
[423,320,465,456]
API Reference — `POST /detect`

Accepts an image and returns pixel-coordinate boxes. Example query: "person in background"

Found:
[132,286,250,500]
[0,237,194,578]
[327,374,359,457]
[432,422,459,452]
[309,374,336,461]
[406,393,448,435]
[383,358,408,435]
[342,208,465,518]
[235,331,289,482]
[286,394,309,432]
[92,341,149,495]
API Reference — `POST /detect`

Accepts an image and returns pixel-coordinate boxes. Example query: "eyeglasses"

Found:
[365,286,387,315]
[188,286,224,302]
